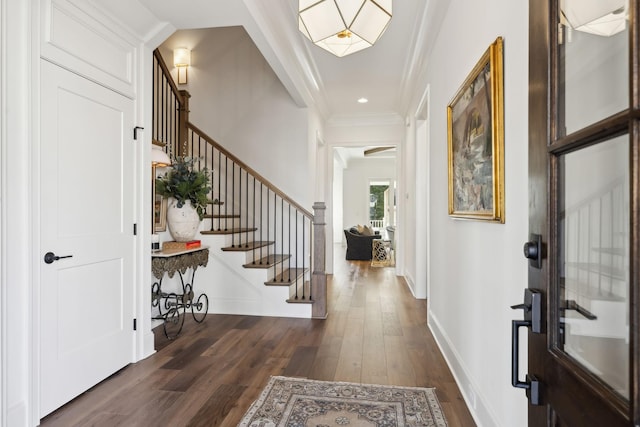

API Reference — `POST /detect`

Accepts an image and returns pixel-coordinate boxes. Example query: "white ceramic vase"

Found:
[167,199,201,242]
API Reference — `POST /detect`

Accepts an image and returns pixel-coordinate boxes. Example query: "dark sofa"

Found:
[344,227,381,260]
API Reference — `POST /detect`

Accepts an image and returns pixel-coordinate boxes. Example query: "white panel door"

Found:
[39,59,135,417]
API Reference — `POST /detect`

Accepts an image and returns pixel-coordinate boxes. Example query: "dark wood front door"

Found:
[524,0,639,425]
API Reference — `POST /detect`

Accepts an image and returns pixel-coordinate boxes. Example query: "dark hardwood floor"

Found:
[41,252,476,426]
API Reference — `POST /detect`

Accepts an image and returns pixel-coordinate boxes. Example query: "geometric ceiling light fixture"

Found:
[298,0,392,57]
[173,47,191,84]
[560,0,628,37]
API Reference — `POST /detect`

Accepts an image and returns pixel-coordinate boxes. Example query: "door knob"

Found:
[523,234,542,269]
[523,242,538,260]
[44,252,73,264]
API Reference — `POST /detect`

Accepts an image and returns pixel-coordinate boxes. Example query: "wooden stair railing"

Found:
[186,122,314,302]
[152,49,327,316]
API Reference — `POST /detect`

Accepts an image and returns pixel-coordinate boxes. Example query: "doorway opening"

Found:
[369,179,396,240]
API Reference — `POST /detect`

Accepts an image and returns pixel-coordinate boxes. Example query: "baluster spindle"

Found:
[232,163,236,247]
[246,169,249,248]
[279,197,283,280]
[259,183,263,264]
[224,157,228,231]
[238,166,243,248]
[295,210,299,297]
[273,192,277,273]
[252,177,256,262]
[287,204,291,282]
[217,150,221,231]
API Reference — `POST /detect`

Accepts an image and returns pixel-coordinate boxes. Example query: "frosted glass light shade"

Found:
[561,0,627,37]
[299,0,392,57]
[173,47,191,84]
[173,48,191,67]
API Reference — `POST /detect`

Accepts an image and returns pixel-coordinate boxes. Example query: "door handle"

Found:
[523,234,542,269]
[510,289,543,405]
[44,252,73,264]
[511,319,540,405]
[563,300,597,320]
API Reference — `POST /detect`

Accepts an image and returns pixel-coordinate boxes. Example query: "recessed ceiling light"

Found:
[357,97,368,104]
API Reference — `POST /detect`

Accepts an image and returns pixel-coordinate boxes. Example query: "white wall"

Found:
[4,0,33,424]
[158,27,311,208]
[420,0,529,425]
[342,158,396,234]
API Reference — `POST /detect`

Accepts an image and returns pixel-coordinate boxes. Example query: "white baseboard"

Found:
[141,329,156,360]
[8,401,26,427]
[428,312,498,427]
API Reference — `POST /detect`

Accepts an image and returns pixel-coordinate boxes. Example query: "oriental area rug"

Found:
[239,376,448,427]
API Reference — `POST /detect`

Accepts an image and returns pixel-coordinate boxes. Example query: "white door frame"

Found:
[0,0,6,424]
[0,0,174,424]
[326,140,401,275]
[414,85,430,300]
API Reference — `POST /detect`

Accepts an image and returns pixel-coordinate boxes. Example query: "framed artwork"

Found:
[154,193,167,232]
[447,37,504,223]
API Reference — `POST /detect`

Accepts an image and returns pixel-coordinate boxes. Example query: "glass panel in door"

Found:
[557,134,630,399]
[558,0,629,135]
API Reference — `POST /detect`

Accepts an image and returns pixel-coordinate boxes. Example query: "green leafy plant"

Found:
[155,156,212,220]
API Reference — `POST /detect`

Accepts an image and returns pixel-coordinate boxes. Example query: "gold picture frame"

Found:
[447,37,504,223]
[154,193,167,232]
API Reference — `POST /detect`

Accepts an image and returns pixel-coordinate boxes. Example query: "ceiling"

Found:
[119,0,445,119]
[94,0,446,156]
[287,0,427,119]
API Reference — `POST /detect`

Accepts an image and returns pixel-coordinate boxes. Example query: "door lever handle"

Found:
[44,252,73,264]
[562,300,597,320]
[511,289,542,333]
[510,303,530,311]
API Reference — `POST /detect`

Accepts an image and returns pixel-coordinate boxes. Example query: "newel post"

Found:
[178,90,191,157]
[312,202,327,318]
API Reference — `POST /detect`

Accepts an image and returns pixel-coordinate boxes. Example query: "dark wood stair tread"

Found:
[243,254,290,268]
[221,240,273,251]
[201,227,257,235]
[265,268,308,286]
[287,280,313,304]
[203,214,240,219]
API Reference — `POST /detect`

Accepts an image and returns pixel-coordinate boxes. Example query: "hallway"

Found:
[40,255,475,426]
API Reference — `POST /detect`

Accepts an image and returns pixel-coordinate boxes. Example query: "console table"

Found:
[151,246,210,339]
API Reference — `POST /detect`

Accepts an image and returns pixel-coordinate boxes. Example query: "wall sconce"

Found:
[173,47,191,85]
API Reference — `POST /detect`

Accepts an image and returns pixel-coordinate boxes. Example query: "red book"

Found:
[185,240,201,249]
